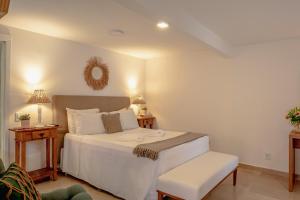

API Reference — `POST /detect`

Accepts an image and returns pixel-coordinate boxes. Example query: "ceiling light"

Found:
[157,21,169,29]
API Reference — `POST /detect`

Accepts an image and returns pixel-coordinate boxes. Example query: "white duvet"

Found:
[62,128,209,200]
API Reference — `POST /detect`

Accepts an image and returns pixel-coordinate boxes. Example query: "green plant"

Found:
[286,107,300,127]
[19,114,31,121]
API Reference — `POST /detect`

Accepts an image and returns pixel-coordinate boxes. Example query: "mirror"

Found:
[92,67,103,80]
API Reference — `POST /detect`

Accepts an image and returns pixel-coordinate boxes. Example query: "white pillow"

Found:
[74,113,105,135]
[119,109,139,130]
[66,108,99,133]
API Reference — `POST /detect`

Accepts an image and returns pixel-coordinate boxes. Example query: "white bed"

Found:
[62,128,209,200]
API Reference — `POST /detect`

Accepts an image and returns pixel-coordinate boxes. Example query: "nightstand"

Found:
[9,126,58,182]
[137,116,156,129]
[289,131,300,192]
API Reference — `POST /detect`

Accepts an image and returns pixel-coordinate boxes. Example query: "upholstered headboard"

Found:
[52,95,130,163]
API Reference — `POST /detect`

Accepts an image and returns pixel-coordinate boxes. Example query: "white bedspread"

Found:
[62,128,209,200]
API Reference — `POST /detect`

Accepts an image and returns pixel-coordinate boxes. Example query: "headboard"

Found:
[52,95,130,163]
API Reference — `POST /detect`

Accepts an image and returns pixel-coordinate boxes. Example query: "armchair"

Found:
[0,158,92,200]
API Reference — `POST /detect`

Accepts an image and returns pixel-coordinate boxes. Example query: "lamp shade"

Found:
[27,89,51,104]
[132,98,146,105]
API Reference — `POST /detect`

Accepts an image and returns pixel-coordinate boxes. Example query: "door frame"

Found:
[0,33,11,166]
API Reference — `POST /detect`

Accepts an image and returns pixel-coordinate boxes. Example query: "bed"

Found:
[52,95,209,200]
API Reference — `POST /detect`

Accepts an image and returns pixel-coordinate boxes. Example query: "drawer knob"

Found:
[39,133,45,137]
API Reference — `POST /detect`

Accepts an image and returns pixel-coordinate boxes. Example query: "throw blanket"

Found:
[133,132,206,160]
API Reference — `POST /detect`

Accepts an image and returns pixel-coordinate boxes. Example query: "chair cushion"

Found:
[71,192,93,200]
[157,151,238,200]
[0,163,41,200]
[41,184,92,200]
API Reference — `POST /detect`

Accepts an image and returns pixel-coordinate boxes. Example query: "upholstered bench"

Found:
[157,151,238,200]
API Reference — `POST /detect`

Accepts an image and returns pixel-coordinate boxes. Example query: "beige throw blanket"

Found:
[133,132,206,160]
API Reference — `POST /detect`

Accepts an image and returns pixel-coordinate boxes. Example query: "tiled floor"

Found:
[36,166,300,200]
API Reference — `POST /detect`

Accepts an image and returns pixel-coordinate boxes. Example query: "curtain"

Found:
[0,41,6,162]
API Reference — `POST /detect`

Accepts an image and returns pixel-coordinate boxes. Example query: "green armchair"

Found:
[41,185,92,200]
[0,159,92,200]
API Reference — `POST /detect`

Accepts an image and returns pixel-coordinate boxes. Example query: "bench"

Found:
[157,151,238,200]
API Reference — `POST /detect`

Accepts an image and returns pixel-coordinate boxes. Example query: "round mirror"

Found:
[84,57,109,90]
[92,67,103,80]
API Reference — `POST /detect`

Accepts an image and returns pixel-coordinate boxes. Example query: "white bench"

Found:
[157,151,238,200]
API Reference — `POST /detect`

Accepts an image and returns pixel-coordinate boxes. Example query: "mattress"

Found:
[62,128,209,200]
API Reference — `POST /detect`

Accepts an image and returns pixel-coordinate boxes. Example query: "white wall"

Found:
[145,39,300,173]
[6,27,145,170]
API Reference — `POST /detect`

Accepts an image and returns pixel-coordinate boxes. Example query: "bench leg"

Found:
[157,190,184,200]
[158,191,164,200]
[233,168,237,186]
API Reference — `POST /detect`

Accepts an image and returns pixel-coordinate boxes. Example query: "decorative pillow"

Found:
[74,113,105,135]
[0,163,41,200]
[66,108,99,133]
[101,113,123,133]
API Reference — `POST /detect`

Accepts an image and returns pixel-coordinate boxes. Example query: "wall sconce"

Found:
[24,66,43,86]
[128,77,138,96]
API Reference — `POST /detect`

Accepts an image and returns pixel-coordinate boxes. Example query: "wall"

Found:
[6,27,145,170]
[145,39,300,173]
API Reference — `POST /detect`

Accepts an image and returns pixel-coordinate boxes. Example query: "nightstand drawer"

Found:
[17,132,32,141]
[32,130,50,140]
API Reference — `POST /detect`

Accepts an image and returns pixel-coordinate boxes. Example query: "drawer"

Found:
[32,130,50,140]
[16,132,32,141]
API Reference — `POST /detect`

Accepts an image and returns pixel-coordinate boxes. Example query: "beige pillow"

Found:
[101,113,123,133]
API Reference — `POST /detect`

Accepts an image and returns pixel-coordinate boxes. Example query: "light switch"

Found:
[15,112,20,122]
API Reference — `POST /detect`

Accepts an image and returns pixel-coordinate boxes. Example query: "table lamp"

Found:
[27,89,51,127]
[132,96,146,116]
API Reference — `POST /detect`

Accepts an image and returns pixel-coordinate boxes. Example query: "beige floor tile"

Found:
[36,167,300,200]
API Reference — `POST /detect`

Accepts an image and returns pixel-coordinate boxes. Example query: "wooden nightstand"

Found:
[9,126,58,182]
[137,116,156,129]
[289,131,300,192]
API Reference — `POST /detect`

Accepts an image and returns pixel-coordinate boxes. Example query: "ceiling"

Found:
[185,0,300,46]
[1,0,300,59]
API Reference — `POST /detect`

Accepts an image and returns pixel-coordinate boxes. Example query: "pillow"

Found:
[101,113,123,133]
[74,113,105,135]
[119,109,139,130]
[66,108,99,133]
[0,163,41,200]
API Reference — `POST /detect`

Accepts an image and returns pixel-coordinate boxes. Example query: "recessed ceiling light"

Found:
[109,29,125,36]
[157,21,169,29]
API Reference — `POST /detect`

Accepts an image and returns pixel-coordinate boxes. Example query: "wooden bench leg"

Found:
[158,191,164,200]
[157,190,184,200]
[233,168,237,186]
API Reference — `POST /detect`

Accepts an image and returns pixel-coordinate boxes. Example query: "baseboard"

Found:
[239,163,300,180]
